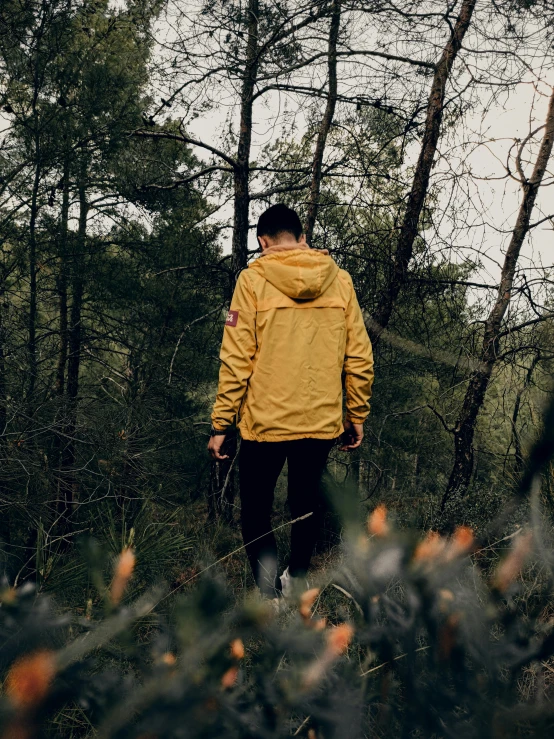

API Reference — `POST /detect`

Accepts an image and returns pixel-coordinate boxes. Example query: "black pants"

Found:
[239,437,336,596]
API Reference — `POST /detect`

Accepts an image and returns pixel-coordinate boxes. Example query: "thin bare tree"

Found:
[367,0,477,345]
[440,86,554,524]
[305,0,341,245]
[231,0,260,276]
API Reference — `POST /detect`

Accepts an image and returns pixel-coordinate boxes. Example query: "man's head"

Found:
[256,204,305,251]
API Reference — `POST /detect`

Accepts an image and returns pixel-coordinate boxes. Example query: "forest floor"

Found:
[177,465,351,623]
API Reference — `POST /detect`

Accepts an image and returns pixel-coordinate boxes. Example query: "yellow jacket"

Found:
[211,246,374,441]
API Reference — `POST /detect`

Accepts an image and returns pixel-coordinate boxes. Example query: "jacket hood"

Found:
[249,247,339,300]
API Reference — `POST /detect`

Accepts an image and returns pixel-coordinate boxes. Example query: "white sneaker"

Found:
[279,566,309,598]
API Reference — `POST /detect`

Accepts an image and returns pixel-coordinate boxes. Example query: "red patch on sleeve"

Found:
[225,309,239,327]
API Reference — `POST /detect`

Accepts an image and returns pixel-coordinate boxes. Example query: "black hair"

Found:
[256,204,303,241]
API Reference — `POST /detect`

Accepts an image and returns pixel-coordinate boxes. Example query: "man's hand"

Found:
[208,433,230,461]
[339,419,363,451]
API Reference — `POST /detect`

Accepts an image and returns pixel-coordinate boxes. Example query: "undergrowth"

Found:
[2,500,554,739]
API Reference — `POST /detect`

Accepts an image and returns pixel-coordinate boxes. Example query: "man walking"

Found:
[208,204,374,599]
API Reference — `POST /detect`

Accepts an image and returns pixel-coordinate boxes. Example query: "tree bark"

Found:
[60,171,88,513]
[440,87,554,523]
[56,157,70,396]
[509,354,540,477]
[67,182,87,403]
[230,0,259,281]
[304,0,340,245]
[211,0,259,520]
[0,284,5,438]
[26,0,50,399]
[27,159,40,399]
[368,0,477,345]
[0,281,10,558]
[54,157,70,513]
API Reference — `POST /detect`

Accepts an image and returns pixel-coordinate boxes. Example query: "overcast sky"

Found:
[184,73,553,309]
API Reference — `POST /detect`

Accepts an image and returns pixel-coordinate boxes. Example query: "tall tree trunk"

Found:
[60,173,88,514]
[67,180,87,404]
[0,284,5,438]
[230,0,259,280]
[27,0,49,399]
[54,158,70,512]
[440,88,554,524]
[509,354,540,478]
[303,0,342,547]
[368,0,477,345]
[304,0,341,245]
[27,159,41,398]
[56,157,70,396]
[0,283,10,561]
[211,0,259,521]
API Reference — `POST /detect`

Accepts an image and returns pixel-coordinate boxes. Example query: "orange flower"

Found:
[447,526,474,559]
[299,588,320,620]
[326,623,354,657]
[221,666,238,689]
[230,639,245,660]
[414,531,446,562]
[161,653,176,666]
[111,548,135,605]
[5,650,56,708]
[0,587,17,605]
[303,623,354,689]
[453,525,473,549]
[368,504,389,537]
[438,588,454,613]
[493,532,532,592]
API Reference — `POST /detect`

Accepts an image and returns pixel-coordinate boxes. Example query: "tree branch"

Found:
[136,165,231,191]
[498,313,554,340]
[132,129,237,169]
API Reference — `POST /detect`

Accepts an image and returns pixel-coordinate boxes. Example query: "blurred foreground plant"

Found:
[1,395,553,738]
[1,505,554,738]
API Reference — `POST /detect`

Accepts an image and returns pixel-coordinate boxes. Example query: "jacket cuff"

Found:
[345,414,367,424]
[211,420,230,432]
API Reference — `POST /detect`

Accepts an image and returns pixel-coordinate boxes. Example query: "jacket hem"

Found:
[239,430,342,442]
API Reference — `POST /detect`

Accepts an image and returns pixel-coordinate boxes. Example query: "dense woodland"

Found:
[1,0,554,736]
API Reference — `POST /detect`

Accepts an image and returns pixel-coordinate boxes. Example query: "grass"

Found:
[3,434,554,738]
